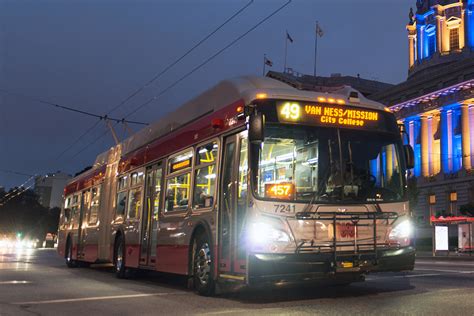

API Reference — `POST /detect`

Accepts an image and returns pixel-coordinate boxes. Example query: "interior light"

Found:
[336,99,345,105]
[318,97,326,102]
[328,98,336,103]
[256,93,267,99]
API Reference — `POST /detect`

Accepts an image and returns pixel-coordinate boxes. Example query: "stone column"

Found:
[440,109,453,173]
[470,105,474,161]
[437,16,443,53]
[461,103,471,170]
[408,35,415,68]
[421,115,430,177]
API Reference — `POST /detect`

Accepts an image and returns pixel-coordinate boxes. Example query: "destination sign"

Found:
[170,158,191,173]
[276,101,381,129]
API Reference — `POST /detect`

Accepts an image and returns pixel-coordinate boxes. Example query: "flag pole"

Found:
[263,54,266,76]
[314,21,318,78]
[284,31,288,73]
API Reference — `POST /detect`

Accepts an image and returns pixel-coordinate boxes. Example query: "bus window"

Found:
[131,171,144,186]
[89,186,100,225]
[82,189,91,223]
[63,196,72,225]
[127,188,142,219]
[118,175,129,190]
[165,173,191,211]
[116,191,127,218]
[193,141,218,209]
[165,149,193,212]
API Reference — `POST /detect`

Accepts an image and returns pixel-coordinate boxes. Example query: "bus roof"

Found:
[70,76,386,185]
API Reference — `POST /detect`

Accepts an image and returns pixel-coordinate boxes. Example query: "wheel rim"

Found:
[116,242,123,272]
[195,242,211,286]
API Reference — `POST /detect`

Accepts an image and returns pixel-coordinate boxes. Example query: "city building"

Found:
[373,0,474,229]
[34,172,72,209]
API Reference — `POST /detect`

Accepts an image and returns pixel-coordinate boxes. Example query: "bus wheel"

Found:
[65,241,76,268]
[193,233,215,296]
[114,235,127,279]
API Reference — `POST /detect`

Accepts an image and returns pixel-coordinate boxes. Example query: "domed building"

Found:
[374,0,474,229]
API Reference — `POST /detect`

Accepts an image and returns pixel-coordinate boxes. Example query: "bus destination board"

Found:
[276,101,381,129]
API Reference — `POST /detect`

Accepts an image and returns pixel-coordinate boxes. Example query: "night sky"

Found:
[0,0,413,189]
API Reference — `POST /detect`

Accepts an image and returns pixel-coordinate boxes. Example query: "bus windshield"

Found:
[253,124,405,203]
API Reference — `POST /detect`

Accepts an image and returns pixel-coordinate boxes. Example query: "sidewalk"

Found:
[415,250,474,261]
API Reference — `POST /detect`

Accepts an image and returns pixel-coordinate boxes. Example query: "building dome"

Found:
[407,0,474,79]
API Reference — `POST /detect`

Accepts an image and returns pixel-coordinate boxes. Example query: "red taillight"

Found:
[211,118,224,129]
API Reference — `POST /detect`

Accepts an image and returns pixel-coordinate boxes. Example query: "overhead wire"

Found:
[0,88,148,125]
[123,0,292,119]
[48,0,255,163]
[71,0,291,167]
[106,0,254,116]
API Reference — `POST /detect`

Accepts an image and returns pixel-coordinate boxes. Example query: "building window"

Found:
[428,194,436,222]
[450,28,459,51]
[428,33,436,56]
[448,191,458,215]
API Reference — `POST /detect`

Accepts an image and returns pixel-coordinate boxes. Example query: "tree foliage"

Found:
[0,188,60,239]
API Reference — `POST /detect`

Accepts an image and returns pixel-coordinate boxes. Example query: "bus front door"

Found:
[219,132,248,277]
[139,163,163,267]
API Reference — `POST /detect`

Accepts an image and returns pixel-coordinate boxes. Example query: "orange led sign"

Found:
[265,183,295,200]
[170,158,191,173]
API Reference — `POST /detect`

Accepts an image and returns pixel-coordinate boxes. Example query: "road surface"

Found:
[0,248,473,315]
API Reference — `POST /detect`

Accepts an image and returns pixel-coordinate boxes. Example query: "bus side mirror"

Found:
[404,144,414,169]
[249,112,265,144]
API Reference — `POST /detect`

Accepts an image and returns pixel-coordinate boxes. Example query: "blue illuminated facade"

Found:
[374,0,474,227]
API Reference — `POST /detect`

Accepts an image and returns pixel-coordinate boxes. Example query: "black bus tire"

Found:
[114,235,127,279]
[193,233,215,296]
[65,240,76,268]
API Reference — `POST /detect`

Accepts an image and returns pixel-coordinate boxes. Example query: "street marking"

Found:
[416,260,474,266]
[0,280,32,284]
[13,292,187,305]
[366,273,441,281]
[415,268,474,274]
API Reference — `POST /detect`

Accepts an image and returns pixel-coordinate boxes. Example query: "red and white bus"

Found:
[58,76,415,295]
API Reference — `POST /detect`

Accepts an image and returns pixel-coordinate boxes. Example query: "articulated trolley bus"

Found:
[58,76,415,295]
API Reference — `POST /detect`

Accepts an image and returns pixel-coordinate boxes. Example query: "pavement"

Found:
[1,247,474,315]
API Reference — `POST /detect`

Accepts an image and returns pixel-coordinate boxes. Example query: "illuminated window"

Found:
[448,191,458,215]
[88,186,100,225]
[131,171,144,186]
[450,28,459,51]
[165,173,191,211]
[193,141,218,209]
[127,188,142,219]
[116,191,127,217]
[429,194,436,205]
[449,191,457,202]
[118,176,128,190]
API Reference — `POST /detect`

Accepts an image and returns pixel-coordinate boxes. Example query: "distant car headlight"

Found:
[388,218,413,247]
[248,221,290,244]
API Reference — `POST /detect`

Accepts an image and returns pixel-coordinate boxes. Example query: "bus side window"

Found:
[193,141,218,209]
[116,191,127,218]
[89,186,100,224]
[127,188,142,219]
[63,196,72,225]
[165,149,193,212]
[116,175,129,219]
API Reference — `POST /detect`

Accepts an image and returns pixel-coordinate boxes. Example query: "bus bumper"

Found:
[247,246,415,286]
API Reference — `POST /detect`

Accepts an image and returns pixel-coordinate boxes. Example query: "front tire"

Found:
[193,233,215,296]
[114,235,127,279]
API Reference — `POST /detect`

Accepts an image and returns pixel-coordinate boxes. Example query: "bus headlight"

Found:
[388,219,413,247]
[248,222,290,244]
